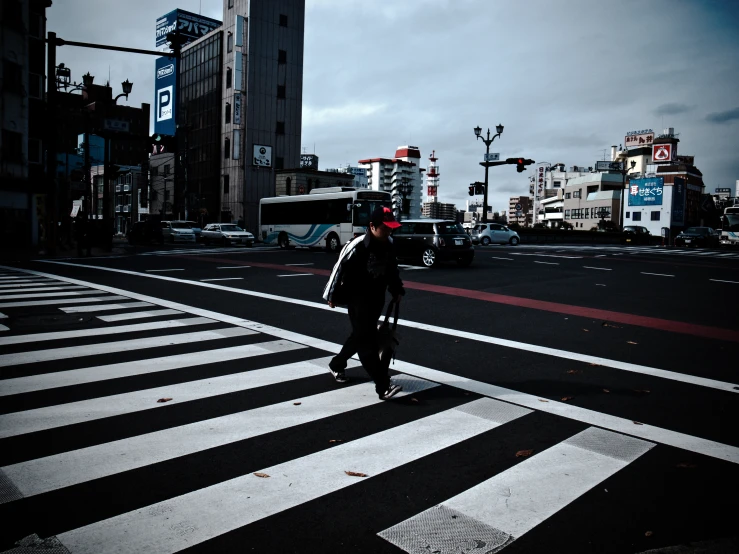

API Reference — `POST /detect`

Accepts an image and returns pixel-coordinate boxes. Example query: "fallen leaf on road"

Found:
[582,329,590,332]
[345,471,368,477]
[633,421,643,425]
[676,463,697,469]
[538,399,549,403]
[329,439,342,444]
[515,449,534,458]
[410,397,419,403]
[253,472,270,478]
[645,531,653,537]
[454,340,460,343]
[602,322,622,328]
[602,389,610,393]
[566,370,581,375]
[157,398,173,403]
[627,341,638,345]
[589,363,601,367]
[293,402,302,406]
[561,396,574,402]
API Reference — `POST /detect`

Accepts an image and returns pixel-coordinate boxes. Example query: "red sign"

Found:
[427,186,437,197]
[652,144,673,163]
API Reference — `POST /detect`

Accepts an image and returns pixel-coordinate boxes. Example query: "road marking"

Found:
[2,373,437,499]
[60,302,155,313]
[0,290,103,301]
[491,257,513,261]
[0,317,214,347]
[200,277,244,282]
[96,309,184,322]
[0,285,87,294]
[0,281,64,288]
[0,296,130,309]
[641,272,674,277]
[710,279,739,284]
[596,284,607,286]
[379,427,654,552]
[0,327,253,368]
[0,324,8,332]
[595,254,606,257]
[511,253,583,259]
[0,339,293,397]
[146,269,185,272]
[0,277,53,282]
[398,265,428,270]
[53,398,523,553]
[583,266,612,271]
[277,273,313,277]
[216,266,251,269]
[534,261,559,265]
[285,263,314,266]
[0,312,6,318]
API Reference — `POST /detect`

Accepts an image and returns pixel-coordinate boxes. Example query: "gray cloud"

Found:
[654,103,695,116]
[705,107,739,124]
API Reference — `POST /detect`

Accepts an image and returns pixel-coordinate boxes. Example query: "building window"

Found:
[651,211,661,221]
[276,121,285,135]
[279,14,288,27]
[225,102,231,123]
[28,138,42,164]
[275,156,284,170]
[3,62,22,94]
[554,181,562,187]
[585,208,589,219]
[573,190,581,199]
[163,164,170,176]
[278,49,287,64]
[224,137,230,159]
[223,174,229,194]
[227,32,233,53]
[286,177,291,195]
[632,212,642,221]
[565,192,571,199]
[228,0,233,7]
[277,85,286,99]
[625,212,630,219]
[226,67,232,89]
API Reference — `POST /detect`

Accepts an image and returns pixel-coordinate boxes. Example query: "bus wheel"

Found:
[278,233,289,249]
[326,233,340,253]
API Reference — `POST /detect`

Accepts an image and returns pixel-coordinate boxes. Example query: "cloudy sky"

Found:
[48,0,739,212]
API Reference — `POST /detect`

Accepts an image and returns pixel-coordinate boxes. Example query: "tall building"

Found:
[421,201,456,220]
[426,150,439,201]
[359,146,424,220]
[0,0,51,248]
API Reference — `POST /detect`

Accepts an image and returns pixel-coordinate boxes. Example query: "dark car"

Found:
[674,227,720,248]
[127,221,163,245]
[392,219,474,268]
[622,225,651,245]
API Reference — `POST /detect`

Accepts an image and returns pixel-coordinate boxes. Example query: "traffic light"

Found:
[505,157,535,172]
[151,133,175,154]
[474,182,485,195]
[468,185,475,196]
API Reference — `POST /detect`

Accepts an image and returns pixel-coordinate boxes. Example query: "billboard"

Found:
[253,145,272,167]
[154,56,176,136]
[652,143,675,163]
[624,131,654,147]
[628,177,664,207]
[155,10,221,52]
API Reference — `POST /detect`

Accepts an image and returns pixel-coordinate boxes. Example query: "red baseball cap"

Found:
[371,206,401,229]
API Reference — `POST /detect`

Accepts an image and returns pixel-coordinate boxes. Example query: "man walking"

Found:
[323,206,405,400]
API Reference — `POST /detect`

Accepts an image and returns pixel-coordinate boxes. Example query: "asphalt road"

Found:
[0,242,737,554]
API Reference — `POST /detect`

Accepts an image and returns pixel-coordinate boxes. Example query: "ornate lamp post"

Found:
[474,123,504,223]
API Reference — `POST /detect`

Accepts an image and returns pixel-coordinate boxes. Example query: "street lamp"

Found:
[114,79,133,104]
[618,159,637,230]
[474,123,504,222]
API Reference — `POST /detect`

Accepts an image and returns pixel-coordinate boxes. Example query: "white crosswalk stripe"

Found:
[0,271,736,553]
[508,244,739,259]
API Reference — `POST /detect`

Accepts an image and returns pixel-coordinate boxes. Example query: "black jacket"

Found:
[323,233,404,305]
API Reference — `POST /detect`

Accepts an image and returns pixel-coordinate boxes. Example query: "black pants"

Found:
[333,299,389,395]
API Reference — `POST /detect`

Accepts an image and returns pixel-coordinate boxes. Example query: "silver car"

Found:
[201,223,255,246]
[470,223,520,246]
[161,220,196,243]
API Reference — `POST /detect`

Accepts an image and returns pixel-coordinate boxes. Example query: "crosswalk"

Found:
[140,246,281,256]
[0,266,736,553]
[507,244,739,260]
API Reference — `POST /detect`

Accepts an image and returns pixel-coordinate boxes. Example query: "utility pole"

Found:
[473,124,504,223]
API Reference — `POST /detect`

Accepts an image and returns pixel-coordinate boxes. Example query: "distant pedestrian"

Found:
[323,206,405,400]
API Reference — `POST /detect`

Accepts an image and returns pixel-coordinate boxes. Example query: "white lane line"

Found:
[145,269,185,272]
[216,266,251,269]
[2,373,437,499]
[710,279,739,284]
[0,324,8,332]
[596,284,607,287]
[0,327,252,368]
[0,339,290,397]
[96,309,184,322]
[54,398,524,553]
[641,272,674,277]
[0,277,54,282]
[26,263,739,463]
[200,278,244,282]
[595,254,606,257]
[511,253,583,259]
[0,290,104,301]
[0,282,64,288]
[491,257,514,261]
[0,285,88,294]
[583,266,612,271]
[0,296,129,309]
[0,317,214,347]
[1,351,319,438]
[0,312,6,319]
[398,265,428,270]
[60,302,155,313]
[379,427,654,552]
[277,273,313,277]
[285,263,314,266]
[534,261,559,265]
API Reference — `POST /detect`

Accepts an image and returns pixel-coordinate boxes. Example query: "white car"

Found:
[161,220,196,243]
[201,223,255,246]
[469,223,520,246]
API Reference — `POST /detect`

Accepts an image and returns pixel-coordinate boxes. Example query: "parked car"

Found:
[674,227,720,248]
[622,225,651,244]
[161,220,196,243]
[392,219,474,268]
[182,220,202,239]
[126,221,163,245]
[469,223,520,246]
[201,223,255,246]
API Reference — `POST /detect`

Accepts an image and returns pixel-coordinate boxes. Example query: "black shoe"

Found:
[328,365,348,383]
[379,383,402,400]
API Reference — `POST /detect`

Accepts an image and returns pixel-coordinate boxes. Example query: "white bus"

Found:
[259,187,393,252]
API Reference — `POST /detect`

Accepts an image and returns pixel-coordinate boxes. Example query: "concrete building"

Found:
[359,146,425,220]
[562,173,623,230]
[508,196,532,226]
[540,188,564,227]
[421,201,456,220]
[274,168,354,196]
[324,165,369,189]
[0,0,51,248]
[531,163,590,225]
[148,153,175,219]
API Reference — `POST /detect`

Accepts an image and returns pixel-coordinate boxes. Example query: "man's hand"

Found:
[328,301,336,308]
